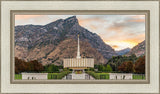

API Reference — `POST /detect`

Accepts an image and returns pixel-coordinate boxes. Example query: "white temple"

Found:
[63,35,94,73]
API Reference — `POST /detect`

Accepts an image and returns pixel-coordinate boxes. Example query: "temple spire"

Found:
[76,34,81,59]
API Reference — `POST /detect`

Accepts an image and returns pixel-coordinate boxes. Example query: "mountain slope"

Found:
[127,40,145,57]
[15,16,116,65]
[116,48,130,55]
[45,38,107,65]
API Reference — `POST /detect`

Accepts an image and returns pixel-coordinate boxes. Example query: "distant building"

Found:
[22,73,48,80]
[63,35,94,73]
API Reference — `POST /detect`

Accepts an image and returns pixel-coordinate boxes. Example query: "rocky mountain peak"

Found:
[45,19,64,26]
[64,16,79,25]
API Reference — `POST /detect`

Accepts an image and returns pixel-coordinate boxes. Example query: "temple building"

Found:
[63,35,94,73]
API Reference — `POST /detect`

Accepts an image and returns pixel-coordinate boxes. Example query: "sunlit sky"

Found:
[15,15,145,51]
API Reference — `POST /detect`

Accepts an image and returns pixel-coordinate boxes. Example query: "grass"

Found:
[48,71,71,79]
[97,73,109,79]
[133,74,145,80]
[86,71,109,79]
[48,73,59,79]
[15,74,22,80]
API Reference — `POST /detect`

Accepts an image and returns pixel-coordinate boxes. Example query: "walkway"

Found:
[62,73,95,80]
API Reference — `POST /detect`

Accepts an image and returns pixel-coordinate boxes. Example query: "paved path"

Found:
[62,73,95,80]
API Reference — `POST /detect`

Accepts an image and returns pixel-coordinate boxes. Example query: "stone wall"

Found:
[22,73,48,80]
[109,73,132,80]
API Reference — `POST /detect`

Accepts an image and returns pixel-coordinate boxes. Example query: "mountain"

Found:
[116,48,130,55]
[127,40,145,57]
[45,38,107,65]
[15,16,117,65]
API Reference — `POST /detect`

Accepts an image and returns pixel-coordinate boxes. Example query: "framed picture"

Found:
[1,0,159,94]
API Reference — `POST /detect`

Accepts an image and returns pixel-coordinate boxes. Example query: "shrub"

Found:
[86,71,100,79]
[48,71,71,79]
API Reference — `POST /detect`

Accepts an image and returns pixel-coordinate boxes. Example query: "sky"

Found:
[15,15,145,51]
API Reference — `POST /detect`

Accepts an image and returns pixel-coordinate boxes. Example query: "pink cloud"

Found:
[128,19,145,22]
[15,15,42,20]
[78,17,106,26]
[131,15,145,19]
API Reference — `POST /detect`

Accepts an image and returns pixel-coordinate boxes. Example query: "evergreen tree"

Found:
[106,64,112,72]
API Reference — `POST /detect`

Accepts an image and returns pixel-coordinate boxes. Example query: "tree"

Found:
[97,65,103,72]
[15,57,27,73]
[89,68,94,71]
[47,64,59,72]
[118,61,134,73]
[106,64,112,72]
[94,64,98,69]
[31,60,44,72]
[102,66,106,72]
[107,55,138,72]
[134,56,145,74]
[109,63,116,71]
[15,57,44,74]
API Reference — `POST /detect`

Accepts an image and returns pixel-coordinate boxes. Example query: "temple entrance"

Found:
[75,70,83,74]
[63,68,95,80]
[73,69,84,74]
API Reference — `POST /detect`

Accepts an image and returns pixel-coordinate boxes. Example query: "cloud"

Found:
[105,39,144,51]
[112,45,119,49]
[78,17,106,26]
[127,15,145,23]
[89,24,98,30]
[106,22,126,33]
[128,19,145,22]
[76,16,108,35]
[15,15,42,20]
[103,15,145,41]
[130,15,145,19]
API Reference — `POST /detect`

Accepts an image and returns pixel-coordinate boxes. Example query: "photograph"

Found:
[14,15,145,80]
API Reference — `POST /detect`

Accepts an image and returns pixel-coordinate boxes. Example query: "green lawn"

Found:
[86,71,109,79]
[15,74,22,80]
[133,74,145,80]
[48,73,59,79]
[48,71,71,79]
[97,73,109,79]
